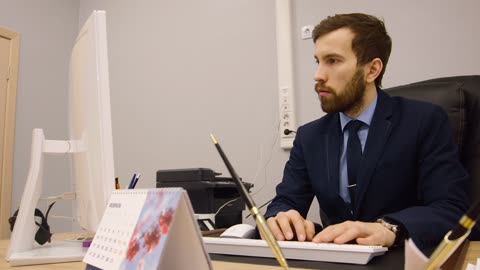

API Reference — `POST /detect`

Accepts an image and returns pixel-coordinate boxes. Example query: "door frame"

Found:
[0,26,19,239]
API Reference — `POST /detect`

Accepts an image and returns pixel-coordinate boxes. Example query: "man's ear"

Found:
[365,58,383,84]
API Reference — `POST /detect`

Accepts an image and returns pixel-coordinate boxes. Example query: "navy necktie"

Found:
[345,120,363,209]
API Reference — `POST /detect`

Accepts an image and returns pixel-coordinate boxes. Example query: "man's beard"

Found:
[315,69,366,114]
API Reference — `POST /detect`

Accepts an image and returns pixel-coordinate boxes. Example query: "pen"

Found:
[210,134,289,270]
[425,200,480,270]
[131,173,141,189]
[115,177,120,189]
[128,173,137,189]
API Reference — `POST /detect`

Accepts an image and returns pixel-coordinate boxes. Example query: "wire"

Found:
[251,120,280,197]
[245,198,273,219]
[50,215,76,221]
[214,198,240,216]
[39,192,76,201]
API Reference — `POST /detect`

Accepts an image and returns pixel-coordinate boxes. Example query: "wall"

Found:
[292,0,480,124]
[77,0,286,226]
[0,0,79,231]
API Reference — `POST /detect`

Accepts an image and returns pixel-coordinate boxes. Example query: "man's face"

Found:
[313,28,366,114]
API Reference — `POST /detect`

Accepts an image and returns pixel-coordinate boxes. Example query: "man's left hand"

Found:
[311,220,395,247]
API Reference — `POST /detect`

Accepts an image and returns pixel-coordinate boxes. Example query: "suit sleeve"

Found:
[264,125,315,219]
[384,105,469,249]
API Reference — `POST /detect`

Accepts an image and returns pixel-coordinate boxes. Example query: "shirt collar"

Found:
[339,92,378,131]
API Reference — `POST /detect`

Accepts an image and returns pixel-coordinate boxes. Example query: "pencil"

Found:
[210,134,289,270]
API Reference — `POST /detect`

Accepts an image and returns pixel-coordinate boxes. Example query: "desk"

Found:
[1,239,479,270]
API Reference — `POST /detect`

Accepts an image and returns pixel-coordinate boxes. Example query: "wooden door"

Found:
[0,26,19,239]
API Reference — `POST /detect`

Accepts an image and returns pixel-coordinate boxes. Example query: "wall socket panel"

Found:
[279,87,296,149]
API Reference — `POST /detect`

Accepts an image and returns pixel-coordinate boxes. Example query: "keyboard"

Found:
[202,237,388,265]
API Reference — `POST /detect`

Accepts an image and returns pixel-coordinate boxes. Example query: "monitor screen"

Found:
[69,10,115,232]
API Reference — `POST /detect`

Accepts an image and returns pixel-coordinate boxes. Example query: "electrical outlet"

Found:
[301,25,314,40]
[279,87,296,149]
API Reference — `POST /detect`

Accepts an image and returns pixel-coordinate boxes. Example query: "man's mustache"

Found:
[315,83,334,94]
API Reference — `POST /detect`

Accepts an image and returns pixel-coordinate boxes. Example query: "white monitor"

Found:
[69,9,115,232]
[7,10,115,265]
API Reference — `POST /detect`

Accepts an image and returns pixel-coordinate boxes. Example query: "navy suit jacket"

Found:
[265,89,469,250]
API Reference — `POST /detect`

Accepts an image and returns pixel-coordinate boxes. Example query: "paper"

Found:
[404,238,429,270]
[465,258,480,270]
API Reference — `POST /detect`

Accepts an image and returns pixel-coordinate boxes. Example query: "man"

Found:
[264,13,469,251]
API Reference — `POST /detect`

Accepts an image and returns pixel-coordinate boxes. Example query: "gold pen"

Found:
[210,134,289,270]
[425,200,480,270]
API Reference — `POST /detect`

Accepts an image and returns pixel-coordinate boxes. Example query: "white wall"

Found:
[292,0,480,125]
[2,0,479,232]
[0,0,79,231]
[78,0,287,226]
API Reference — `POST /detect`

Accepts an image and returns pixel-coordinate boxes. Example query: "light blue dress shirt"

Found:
[339,94,378,206]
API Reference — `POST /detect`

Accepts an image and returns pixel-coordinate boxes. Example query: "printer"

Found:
[156,168,253,229]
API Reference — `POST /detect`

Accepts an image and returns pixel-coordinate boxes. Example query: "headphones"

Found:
[8,201,55,245]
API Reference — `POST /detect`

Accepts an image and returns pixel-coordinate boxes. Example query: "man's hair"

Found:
[312,13,392,87]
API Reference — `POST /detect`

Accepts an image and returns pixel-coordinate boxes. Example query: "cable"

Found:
[39,192,76,201]
[245,198,273,219]
[251,120,280,197]
[214,198,240,216]
[50,215,76,221]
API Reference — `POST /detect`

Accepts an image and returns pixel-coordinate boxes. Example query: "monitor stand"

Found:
[6,128,85,266]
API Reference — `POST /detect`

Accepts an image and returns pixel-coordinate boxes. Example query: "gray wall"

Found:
[0,0,79,231]
[293,0,480,124]
[77,0,287,227]
[3,0,479,232]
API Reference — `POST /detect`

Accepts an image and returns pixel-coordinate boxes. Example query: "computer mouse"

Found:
[220,223,256,239]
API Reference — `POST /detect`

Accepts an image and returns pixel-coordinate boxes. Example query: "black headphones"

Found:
[8,201,56,245]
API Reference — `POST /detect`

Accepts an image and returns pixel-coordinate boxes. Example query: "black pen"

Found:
[425,200,480,270]
[210,134,289,270]
[131,173,141,189]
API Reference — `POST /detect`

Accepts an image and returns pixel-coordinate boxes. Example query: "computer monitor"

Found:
[69,9,115,232]
[7,10,115,265]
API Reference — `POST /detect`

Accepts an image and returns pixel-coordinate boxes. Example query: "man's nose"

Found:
[314,64,327,83]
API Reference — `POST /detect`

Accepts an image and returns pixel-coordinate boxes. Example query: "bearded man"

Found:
[264,13,469,251]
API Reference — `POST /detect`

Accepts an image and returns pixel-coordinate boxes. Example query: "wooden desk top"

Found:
[1,238,478,270]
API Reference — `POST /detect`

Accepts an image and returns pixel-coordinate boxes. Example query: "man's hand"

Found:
[266,210,315,241]
[312,220,396,247]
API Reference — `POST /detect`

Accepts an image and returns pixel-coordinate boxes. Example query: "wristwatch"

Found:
[376,218,408,246]
[377,218,398,233]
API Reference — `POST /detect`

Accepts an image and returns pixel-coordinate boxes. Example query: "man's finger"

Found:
[304,220,315,241]
[331,226,361,244]
[267,217,285,241]
[287,210,307,241]
[276,212,295,240]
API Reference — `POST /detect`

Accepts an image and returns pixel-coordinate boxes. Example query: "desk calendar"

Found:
[84,188,212,270]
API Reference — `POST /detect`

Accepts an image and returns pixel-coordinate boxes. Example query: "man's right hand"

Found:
[266,210,315,241]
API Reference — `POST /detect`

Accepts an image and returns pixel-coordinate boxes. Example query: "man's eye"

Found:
[326,58,337,64]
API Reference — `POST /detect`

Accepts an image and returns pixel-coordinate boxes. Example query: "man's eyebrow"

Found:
[314,53,345,61]
[322,53,344,59]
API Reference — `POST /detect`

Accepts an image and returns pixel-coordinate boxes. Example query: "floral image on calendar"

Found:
[120,190,180,270]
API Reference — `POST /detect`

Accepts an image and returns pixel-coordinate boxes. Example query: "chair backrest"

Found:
[385,75,480,202]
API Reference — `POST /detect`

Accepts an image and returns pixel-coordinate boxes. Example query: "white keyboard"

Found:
[202,237,388,265]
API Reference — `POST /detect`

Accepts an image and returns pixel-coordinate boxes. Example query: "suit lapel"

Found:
[326,113,342,195]
[353,90,394,216]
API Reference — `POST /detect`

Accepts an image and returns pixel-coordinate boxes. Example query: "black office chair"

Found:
[385,75,480,239]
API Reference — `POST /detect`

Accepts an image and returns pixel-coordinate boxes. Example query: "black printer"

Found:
[156,168,253,229]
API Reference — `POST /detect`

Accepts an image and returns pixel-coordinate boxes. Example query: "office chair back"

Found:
[385,75,480,202]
